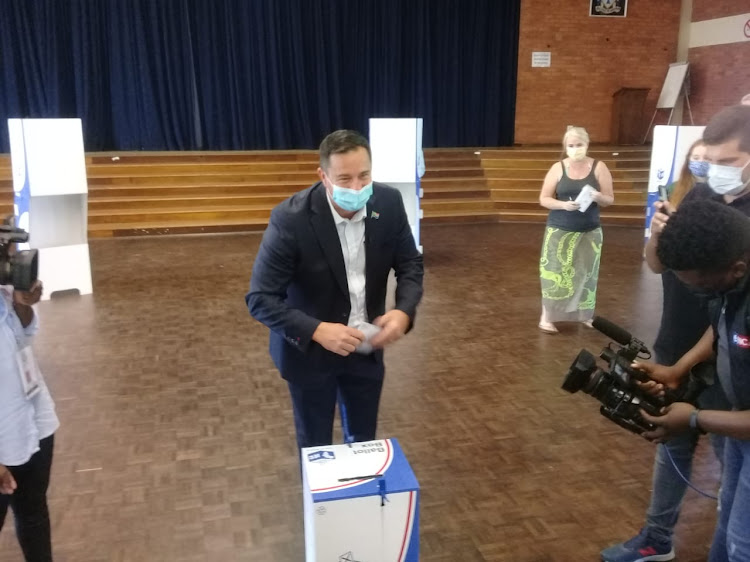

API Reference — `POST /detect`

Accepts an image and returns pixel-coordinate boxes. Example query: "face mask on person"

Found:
[708,160,750,196]
[688,160,709,178]
[330,182,373,212]
[566,147,587,161]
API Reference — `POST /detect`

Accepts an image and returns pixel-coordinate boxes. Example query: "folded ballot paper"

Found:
[574,184,597,212]
[354,322,382,354]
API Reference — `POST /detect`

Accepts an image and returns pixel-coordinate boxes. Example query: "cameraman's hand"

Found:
[632,361,682,396]
[13,280,43,306]
[641,402,694,443]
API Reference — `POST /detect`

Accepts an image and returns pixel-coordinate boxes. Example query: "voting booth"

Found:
[302,439,419,562]
[7,118,93,299]
[369,118,423,252]
[645,125,705,242]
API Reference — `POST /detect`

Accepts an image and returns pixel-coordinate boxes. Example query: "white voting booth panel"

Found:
[302,439,419,562]
[645,125,705,241]
[369,118,423,251]
[8,119,92,299]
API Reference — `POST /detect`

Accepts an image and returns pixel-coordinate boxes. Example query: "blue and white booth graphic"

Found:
[645,125,705,242]
[369,118,424,252]
[7,118,93,299]
[302,439,419,562]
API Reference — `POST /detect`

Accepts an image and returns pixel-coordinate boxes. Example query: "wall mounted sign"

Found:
[590,0,627,18]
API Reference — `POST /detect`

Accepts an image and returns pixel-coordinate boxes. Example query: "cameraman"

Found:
[640,200,750,562]
[602,105,750,562]
[0,279,58,562]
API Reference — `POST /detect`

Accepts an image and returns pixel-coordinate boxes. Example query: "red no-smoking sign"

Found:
[745,18,750,39]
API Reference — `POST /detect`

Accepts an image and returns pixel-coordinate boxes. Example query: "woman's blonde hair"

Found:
[670,139,706,209]
[562,126,590,147]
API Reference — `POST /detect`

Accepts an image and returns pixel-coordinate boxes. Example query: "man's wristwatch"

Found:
[689,409,706,434]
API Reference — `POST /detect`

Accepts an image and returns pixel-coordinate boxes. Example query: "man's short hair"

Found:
[703,105,750,153]
[319,130,372,170]
[657,200,750,272]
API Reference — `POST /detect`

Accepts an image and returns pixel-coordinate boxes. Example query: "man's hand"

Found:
[641,402,695,443]
[312,322,365,356]
[632,361,684,396]
[649,202,673,236]
[13,280,43,306]
[370,310,410,348]
[0,464,16,495]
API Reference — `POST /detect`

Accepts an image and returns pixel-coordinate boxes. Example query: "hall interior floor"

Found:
[0,222,719,562]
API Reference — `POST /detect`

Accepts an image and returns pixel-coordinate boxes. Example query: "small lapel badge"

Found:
[370,211,380,219]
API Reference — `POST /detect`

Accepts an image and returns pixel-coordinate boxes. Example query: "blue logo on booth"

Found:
[656,168,665,181]
[308,450,335,462]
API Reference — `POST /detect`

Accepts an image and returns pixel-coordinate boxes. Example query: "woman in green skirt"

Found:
[538,127,614,334]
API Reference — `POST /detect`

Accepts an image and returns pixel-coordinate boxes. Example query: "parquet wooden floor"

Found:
[0,223,719,561]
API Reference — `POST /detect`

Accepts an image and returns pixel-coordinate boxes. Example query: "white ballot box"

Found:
[302,438,419,562]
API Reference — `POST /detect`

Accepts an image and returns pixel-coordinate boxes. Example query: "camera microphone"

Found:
[591,316,650,355]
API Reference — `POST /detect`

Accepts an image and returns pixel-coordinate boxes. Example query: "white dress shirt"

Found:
[326,195,368,327]
[0,286,58,466]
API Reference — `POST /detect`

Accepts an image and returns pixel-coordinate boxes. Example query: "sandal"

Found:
[538,321,558,334]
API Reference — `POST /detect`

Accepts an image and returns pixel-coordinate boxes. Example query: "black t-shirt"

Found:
[653,184,750,365]
[546,160,601,232]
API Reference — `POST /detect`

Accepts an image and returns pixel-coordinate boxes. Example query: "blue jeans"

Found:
[708,437,750,562]
[645,382,728,542]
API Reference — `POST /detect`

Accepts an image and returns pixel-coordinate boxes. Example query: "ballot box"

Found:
[302,438,419,561]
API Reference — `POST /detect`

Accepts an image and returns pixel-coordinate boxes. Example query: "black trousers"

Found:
[0,434,54,562]
[288,373,384,449]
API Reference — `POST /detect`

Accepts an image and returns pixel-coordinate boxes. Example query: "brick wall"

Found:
[692,0,749,22]
[514,0,681,145]
[687,0,750,123]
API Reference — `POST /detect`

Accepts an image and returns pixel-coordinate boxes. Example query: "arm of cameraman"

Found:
[668,326,716,382]
[694,410,750,440]
[636,326,715,391]
[643,404,750,441]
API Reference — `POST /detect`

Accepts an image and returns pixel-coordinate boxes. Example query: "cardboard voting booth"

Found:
[7,118,93,299]
[645,125,705,242]
[302,439,419,562]
[369,118,423,252]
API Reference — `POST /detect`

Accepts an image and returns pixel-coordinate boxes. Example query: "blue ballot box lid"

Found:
[302,438,419,503]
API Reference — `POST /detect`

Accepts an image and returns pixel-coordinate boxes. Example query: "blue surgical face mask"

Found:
[688,160,709,178]
[708,160,750,196]
[330,182,373,212]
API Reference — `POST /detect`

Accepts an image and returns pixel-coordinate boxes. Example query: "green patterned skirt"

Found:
[539,226,603,323]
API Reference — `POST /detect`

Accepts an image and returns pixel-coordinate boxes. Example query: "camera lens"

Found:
[562,350,598,393]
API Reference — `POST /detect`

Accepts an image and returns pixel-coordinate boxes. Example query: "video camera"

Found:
[0,222,38,292]
[562,316,705,435]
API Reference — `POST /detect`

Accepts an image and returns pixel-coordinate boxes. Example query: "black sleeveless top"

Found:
[546,160,601,232]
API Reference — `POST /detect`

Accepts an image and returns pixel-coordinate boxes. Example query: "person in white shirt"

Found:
[0,279,58,562]
[247,130,424,449]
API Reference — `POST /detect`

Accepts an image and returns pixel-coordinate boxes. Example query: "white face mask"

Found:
[708,160,750,196]
[566,146,587,161]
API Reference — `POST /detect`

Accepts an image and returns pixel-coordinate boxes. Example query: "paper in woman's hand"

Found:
[575,184,597,213]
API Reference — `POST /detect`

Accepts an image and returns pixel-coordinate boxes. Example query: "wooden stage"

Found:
[0,146,650,238]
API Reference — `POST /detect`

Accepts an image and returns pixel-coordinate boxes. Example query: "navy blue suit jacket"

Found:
[246,182,424,385]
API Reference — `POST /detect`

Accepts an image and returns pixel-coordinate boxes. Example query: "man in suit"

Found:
[246,129,424,449]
